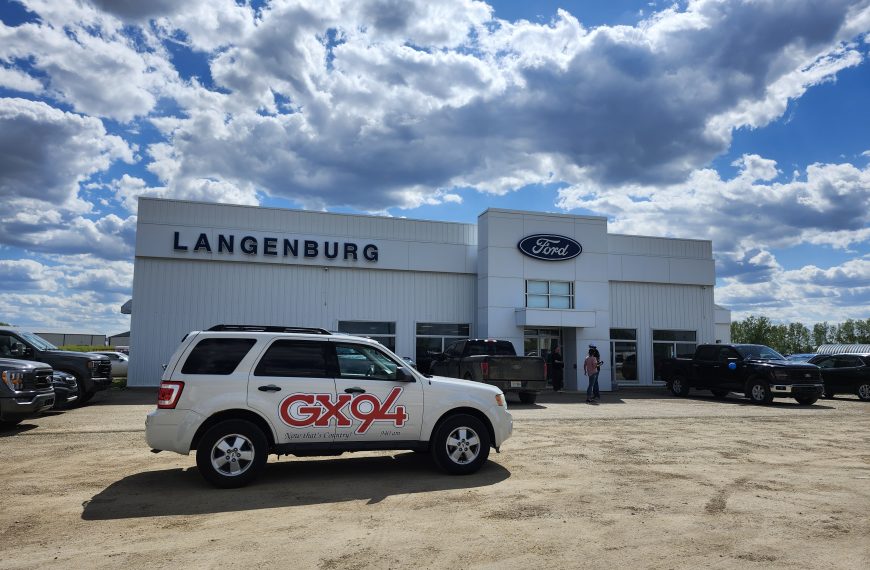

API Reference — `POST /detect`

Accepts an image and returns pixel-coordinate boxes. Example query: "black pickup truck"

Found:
[0,358,55,427]
[429,339,547,404]
[0,327,111,404]
[660,344,824,405]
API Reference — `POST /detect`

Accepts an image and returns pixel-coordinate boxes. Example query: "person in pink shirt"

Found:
[584,345,601,403]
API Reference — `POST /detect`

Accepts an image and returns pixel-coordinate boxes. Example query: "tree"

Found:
[812,322,832,347]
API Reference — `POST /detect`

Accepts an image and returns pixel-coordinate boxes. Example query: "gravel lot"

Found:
[2,388,868,569]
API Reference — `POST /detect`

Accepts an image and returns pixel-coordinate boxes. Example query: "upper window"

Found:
[610,329,637,340]
[182,338,256,375]
[335,343,401,381]
[254,340,330,378]
[337,321,396,351]
[525,280,574,309]
[653,330,697,342]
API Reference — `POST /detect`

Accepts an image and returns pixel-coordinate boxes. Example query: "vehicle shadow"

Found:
[90,388,157,406]
[681,393,835,409]
[82,452,510,520]
[0,423,38,436]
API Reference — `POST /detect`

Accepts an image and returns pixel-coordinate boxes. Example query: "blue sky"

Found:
[0,0,868,334]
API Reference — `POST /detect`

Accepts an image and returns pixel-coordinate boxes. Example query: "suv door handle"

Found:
[344,387,366,394]
[258,385,282,392]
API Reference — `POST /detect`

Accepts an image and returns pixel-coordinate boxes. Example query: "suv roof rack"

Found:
[208,325,332,335]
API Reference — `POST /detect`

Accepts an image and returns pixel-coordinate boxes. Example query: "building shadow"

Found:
[82,452,510,520]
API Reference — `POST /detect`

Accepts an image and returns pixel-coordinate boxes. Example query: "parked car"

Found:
[0,358,55,427]
[0,327,111,404]
[429,339,547,404]
[785,353,816,362]
[89,351,128,377]
[146,324,513,488]
[807,354,870,400]
[51,370,79,409]
[660,343,824,405]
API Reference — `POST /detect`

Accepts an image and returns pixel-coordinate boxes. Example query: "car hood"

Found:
[48,350,110,361]
[427,374,503,395]
[746,359,818,369]
[0,358,51,371]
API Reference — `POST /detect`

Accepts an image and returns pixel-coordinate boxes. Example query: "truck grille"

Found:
[23,368,53,390]
[789,369,820,382]
[95,360,112,379]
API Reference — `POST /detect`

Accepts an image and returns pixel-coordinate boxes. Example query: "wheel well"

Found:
[191,409,275,451]
[744,375,766,393]
[431,407,495,449]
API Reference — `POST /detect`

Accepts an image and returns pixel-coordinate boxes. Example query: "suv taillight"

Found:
[480,361,489,379]
[157,381,184,409]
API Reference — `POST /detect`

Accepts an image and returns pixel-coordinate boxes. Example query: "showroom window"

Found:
[337,321,396,351]
[610,329,638,384]
[415,322,470,374]
[525,280,574,309]
[652,330,697,382]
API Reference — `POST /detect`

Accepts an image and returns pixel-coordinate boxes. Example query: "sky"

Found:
[0,0,868,335]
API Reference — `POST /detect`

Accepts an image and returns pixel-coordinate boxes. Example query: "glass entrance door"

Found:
[523,328,561,386]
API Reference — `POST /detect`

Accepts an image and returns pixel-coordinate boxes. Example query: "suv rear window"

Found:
[254,340,330,377]
[181,338,257,375]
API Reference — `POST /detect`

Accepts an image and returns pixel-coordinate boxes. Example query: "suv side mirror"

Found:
[395,368,415,382]
[11,342,27,357]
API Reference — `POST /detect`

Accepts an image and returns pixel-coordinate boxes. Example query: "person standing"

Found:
[549,345,564,392]
[584,345,601,403]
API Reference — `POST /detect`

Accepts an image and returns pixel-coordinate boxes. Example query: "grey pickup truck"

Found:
[429,339,547,404]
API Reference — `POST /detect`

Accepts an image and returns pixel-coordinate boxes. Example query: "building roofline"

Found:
[478,207,607,223]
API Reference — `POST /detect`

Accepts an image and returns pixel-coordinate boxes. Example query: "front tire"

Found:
[518,392,537,405]
[711,389,729,399]
[72,373,94,406]
[857,383,870,401]
[747,379,774,404]
[431,414,490,475]
[795,396,818,406]
[196,420,268,488]
[670,376,690,397]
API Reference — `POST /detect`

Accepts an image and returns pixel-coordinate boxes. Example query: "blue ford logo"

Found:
[517,234,582,261]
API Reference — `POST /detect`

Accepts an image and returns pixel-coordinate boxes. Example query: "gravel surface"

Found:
[2,388,868,569]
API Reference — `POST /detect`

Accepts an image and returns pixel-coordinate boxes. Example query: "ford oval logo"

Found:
[517,234,582,261]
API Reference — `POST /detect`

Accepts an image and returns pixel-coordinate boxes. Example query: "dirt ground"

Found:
[1,387,868,569]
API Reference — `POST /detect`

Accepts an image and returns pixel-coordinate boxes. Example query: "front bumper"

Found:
[0,390,55,421]
[90,376,113,391]
[488,380,547,393]
[770,383,824,397]
[145,408,204,455]
[488,406,513,448]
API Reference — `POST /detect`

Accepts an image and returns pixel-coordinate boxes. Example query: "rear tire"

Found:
[196,419,268,488]
[518,392,537,405]
[711,389,729,399]
[857,383,870,401]
[431,414,490,475]
[670,376,690,397]
[747,379,774,404]
[824,390,835,399]
[795,396,818,406]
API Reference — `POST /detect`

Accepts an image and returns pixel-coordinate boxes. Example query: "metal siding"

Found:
[129,259,475,386]
[609,282,715,384]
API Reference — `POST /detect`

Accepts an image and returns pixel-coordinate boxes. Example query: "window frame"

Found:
[525,280,575,309]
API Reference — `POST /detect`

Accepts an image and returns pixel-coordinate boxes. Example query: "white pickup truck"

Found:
[146,325,513,488]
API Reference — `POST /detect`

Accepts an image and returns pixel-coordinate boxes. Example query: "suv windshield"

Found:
[18,331,58,351]
[735,345,785,361]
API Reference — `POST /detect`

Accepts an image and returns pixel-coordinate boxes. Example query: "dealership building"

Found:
[128,198,730,389]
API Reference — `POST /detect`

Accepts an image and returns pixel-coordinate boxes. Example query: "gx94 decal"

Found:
[279,387,408,435]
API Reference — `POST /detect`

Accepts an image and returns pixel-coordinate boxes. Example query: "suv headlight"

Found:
[1,370,24,391]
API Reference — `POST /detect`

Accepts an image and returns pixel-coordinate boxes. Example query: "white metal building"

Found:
[129,198,728,389]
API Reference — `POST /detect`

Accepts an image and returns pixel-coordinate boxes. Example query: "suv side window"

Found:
[814,356,836,369]
[835,355,863,368]
[334,343,400,381]
[254,340,331,377]
[181,338,257,375]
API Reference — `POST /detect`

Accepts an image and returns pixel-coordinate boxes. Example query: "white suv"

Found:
[146,325,513,488]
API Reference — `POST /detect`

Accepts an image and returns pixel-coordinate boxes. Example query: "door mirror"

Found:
[11,342,27,357]
[395,367,415,382]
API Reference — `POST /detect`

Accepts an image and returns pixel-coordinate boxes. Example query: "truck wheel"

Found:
[747,379,773,404]
[824,390,835,399]
[431,414,490,475]
[196,420,268,488]
[518,392,537,405]
[70,373,94,406]
[670,376,690,397]
[795,396,818,406]
[857,383,870,401]
[711,389,729,399]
